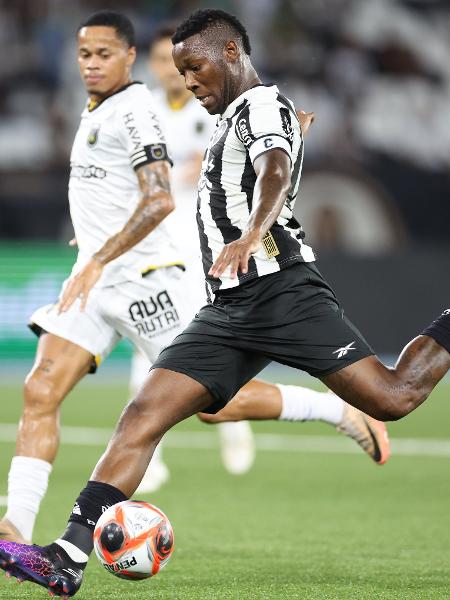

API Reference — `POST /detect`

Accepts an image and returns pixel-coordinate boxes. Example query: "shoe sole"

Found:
[0,547,72,598]
[364,416,391,465]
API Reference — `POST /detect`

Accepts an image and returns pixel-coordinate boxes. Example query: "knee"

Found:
[365,389,421,422]
[23,373,61,415]
[120,394,166,442]
[197,411,221,424]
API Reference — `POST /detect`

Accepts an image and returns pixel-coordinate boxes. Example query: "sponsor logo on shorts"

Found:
[333,341,356,359]
[129,290,180,338]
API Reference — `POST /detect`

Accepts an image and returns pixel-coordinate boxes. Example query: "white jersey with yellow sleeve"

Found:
[69,81,183,287]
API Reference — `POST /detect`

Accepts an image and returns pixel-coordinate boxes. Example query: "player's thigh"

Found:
[241,263,374,377]
[321,355,398,420]
[27,332,93,403]
[152,308,271,414]
[30,292,121,369]
[132,367,215,434]
[200,379,282,422]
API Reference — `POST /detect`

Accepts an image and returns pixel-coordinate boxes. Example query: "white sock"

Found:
[54,538,89,564]
[5,456,52,541]
[277,384,344,425]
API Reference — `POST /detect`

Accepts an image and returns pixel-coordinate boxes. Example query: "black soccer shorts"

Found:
[152,262,373,413]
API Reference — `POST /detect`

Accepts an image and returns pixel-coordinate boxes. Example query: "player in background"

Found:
[0,12,388,552]
[132,25,255,491]
[0,11,190,546]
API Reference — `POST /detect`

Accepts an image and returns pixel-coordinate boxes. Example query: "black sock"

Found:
[422,309,450,355]
[60,481,128,556]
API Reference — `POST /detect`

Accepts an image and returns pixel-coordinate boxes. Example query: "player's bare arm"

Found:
[208,148,291,279]
[59,160,173,312]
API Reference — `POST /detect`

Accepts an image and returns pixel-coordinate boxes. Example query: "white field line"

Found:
[0,423,449,457]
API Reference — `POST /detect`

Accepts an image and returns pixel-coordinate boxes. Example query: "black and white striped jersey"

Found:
[197,84,315,294]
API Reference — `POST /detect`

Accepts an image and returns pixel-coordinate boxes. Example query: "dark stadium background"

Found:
[1,4,450,599]
[1,0,450,362]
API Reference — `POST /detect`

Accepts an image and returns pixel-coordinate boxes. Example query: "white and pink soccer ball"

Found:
[93,500,174,580]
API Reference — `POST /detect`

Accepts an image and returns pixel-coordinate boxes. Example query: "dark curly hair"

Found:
[79,11,135,48]
[172,9,251,55]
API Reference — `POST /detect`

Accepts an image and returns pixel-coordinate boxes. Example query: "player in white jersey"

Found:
[130,25,255,490]
[0,12,192,546]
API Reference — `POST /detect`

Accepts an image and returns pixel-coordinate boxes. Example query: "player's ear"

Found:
[127,46,137,68]
[224,40,239,63]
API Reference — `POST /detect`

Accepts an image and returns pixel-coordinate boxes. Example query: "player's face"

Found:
[173,37,233,115]
[77,26,136,99]
[149,37,185,95]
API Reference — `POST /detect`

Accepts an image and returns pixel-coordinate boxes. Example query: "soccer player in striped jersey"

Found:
[2,9,449,597]
[135,25,387,489]
[131,25,255,489]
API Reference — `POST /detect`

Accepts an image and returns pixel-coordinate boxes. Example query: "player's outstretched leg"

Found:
[198,379,390,464]
[0,369,213,597]
[322,321,450,422]
[0,334,92,544]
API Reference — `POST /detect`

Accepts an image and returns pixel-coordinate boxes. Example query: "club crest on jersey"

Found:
[87,124,100,147]
[195,121,205,134]
[150,144,165,160]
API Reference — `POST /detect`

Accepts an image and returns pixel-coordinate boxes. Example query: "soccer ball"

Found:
[93,500,174,580]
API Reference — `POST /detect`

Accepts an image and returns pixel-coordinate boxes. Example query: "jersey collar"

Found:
[87,81,144,112]
[220,83,278,120]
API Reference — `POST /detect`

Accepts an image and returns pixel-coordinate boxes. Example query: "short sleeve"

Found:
[118,89,173,170]
[235,98,298,165]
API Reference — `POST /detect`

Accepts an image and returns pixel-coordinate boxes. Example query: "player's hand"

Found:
[58,258,104,313]
[296,110,315,136]
[208,231,262,279]
[68,237,77,247]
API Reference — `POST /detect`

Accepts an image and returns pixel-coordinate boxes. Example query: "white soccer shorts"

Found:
[30,267,194,369]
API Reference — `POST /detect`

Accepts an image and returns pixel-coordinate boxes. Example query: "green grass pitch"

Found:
[0,375,449,599]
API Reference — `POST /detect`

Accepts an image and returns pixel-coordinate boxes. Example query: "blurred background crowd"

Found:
[1,0,449,356]
[1,0,450,251]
